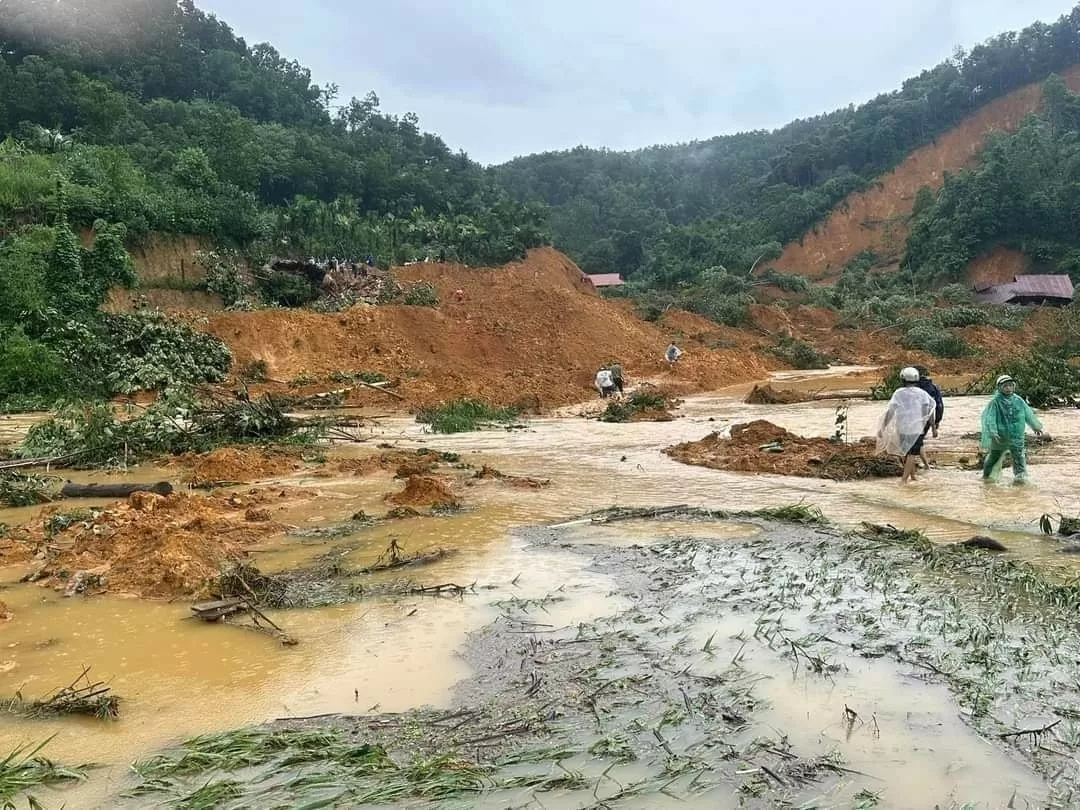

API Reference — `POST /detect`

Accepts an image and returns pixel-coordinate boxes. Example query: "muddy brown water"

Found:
[1,366,1077,808]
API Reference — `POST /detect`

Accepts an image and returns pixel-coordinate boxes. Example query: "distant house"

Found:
[587,273,625,288]
[973,274,1074,306]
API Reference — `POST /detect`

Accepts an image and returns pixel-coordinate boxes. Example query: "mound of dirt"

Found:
[0,536,33,566]
[332,450,444,478]
[181,447,303,486]
[665,420,901,481]
[0,599,9,621]
[203,247,770,410]
[21,489,305,598]
[744,384,813,405]
[472,466,551,489]
[385,475,460,509]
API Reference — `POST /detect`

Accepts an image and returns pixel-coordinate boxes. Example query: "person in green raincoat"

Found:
[981,374,1045,483]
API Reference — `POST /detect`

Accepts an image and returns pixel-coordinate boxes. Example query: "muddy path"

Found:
[4,367,1080,808]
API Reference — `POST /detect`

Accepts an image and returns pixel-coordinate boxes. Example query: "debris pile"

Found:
[332,449,450,478]
[18,490,305,598]
[665,420,901,480]
[599,386,682,423]
[472,466,551,489]
[385,475,460,509]
[744,384,813,405]
[4,666,120,719]
[181,447,304,487]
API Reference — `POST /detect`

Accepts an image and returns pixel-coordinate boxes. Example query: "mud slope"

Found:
[773,65,1080,281]
[206,247,769,408]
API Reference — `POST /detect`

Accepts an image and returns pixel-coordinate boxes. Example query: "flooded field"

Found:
[3,368,1080,808]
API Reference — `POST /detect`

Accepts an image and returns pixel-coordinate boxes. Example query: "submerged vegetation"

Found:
[0,739,89,809]
[415,398,520,434]
[18,393,322,467]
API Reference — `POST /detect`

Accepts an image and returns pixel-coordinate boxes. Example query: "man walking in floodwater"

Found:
[981,374,1044,484]
[915,366,944,469]
[876,367,937,484]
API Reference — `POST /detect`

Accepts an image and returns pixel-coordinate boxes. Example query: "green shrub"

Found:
[415,398,519,433]
[899,324,970,358]
[982,350,1080,408]
[0,328,70,403]
[258,271,318,307]
[403,282,439,308]
[599,390,669,423]
[770,336,831,370]
[939,284,973,304]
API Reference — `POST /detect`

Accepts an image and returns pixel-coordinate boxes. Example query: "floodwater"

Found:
[1,367,1077,808]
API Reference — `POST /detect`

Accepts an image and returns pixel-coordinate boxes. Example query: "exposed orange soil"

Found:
[331,449,444,478]
[665,420,901,480]
[744,384,813,405]
[965,247,1032,288]
[471,465,551,489]
[202,248,770,410]
[18,489,312,599]
[385,475,460,509]
[772,66,1080,281]
[179,446,305,486]
[0,600,9,621]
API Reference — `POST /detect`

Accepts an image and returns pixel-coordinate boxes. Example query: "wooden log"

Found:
[191,597,248,621]
[60,481,173,499]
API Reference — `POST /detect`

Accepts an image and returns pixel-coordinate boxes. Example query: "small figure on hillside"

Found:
[609,362,625,395]
[915,365,944,469]
[453,288,466,302]
[665,343,683,367]
[595,367,616,399]
[876,366,937,484]
[981,374,1045,484]
[365,255,376,267]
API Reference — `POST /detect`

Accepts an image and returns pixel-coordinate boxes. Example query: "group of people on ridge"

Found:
[878,366,1044,484]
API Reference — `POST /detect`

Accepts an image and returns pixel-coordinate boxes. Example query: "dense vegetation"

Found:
[494,6,1080,287]
[0,0,547,265]
[907,75,1080,283]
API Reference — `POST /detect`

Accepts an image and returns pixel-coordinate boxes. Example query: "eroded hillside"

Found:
[773,65,1080,280]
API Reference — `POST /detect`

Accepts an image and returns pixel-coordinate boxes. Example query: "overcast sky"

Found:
[199,0,1076,165]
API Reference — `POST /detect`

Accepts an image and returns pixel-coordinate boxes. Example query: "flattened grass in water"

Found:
[415,398,520,433]
[129,727,585,807]
[0,738,89,808]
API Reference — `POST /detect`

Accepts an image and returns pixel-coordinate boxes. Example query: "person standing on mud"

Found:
[665,343,683,367]
[980,375,1044,484]
[595,367,616,399]
[609,362,625,396]
[876,367,937,484]
[915,366,944,469]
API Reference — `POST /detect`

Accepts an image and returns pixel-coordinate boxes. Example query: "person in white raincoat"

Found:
[876,366,937,484]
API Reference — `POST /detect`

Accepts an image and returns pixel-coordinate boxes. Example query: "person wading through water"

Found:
[876,366,937,484]
[915,365,944,469]
[981,374,1045,484]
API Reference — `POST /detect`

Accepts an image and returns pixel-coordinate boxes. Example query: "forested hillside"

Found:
[0,0,546,263]
[493,6,1080,287]
[0,0,548,407]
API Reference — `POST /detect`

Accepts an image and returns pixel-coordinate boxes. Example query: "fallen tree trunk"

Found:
[60,481,174,499]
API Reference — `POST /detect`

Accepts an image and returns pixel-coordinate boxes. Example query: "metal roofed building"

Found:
[973,274,1074,306]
